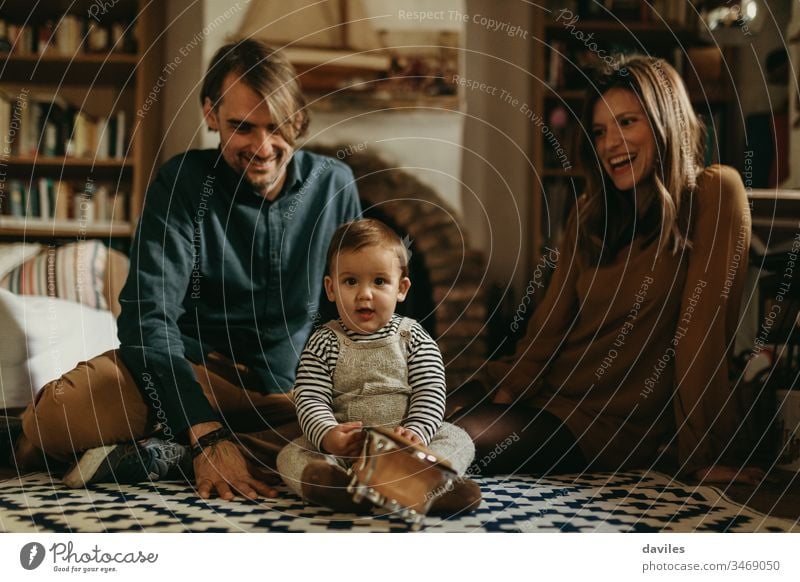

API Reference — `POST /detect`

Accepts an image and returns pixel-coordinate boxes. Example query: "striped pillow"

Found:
[0,241,109,311]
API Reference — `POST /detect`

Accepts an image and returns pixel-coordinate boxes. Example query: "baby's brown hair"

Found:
[326,219,409,278]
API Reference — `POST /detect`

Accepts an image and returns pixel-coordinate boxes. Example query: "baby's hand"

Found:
[322,421,365,457]
[394,425,422,445]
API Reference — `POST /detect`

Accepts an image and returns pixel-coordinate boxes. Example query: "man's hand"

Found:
[394,425,422,444]
[188,421,277,501]
[321,421,365,457]
[193,439,278,500]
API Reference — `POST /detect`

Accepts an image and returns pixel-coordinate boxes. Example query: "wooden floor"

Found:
[1,465,798,522]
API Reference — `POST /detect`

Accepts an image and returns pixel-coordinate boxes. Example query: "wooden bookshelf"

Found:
[0,0,164,241]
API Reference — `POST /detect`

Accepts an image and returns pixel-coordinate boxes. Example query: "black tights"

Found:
[451,403,587,476]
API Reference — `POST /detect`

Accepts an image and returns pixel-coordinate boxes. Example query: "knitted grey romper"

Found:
[278,317,475,498]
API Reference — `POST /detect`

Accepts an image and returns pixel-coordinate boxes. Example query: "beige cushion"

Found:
[0,241,109,310]
[0,242,129,318]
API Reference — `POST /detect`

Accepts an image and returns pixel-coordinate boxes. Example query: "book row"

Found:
[0,92,127,160]
[0,179,128,223]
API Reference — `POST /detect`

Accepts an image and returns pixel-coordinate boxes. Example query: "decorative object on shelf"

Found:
[0,13,137,56]
[697,0,765,45]
[237,0,389,92]
[237,0,462,106]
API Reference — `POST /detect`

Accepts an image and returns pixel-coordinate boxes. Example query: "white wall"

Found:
[161,0,248,160]
[306,110,464,214]
[460,0,533,295]
[160,1,203,160]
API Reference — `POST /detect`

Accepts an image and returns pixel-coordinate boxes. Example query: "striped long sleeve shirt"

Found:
[294,314,446,450]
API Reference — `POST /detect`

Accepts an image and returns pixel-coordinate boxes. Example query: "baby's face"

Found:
[324,245,410,334]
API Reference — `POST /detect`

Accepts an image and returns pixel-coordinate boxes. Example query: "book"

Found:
[8,180,24,217]
[37,20,56,55]
[26,180,39,217]
[75,191,94,223]
[111,190,127,222]
[113,110,126,160]
[95,116,109,160]
[0,93,10,152]
[13,95,33,156]
[93,185,109,221]
[38,178,51,219]
[0,19,10,52]
[53,181,71,220]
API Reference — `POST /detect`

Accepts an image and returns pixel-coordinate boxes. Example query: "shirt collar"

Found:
[282,150,304,193]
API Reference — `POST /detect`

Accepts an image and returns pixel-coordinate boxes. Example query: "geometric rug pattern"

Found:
[1,470,797,533]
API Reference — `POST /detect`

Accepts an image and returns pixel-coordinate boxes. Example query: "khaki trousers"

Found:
[19,350,301,476]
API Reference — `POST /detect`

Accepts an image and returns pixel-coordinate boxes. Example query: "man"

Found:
[1,39,361,500]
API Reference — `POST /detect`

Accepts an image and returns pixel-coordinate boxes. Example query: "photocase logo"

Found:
[20,542,46,570]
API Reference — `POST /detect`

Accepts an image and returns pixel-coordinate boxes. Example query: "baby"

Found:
[277,218,478,514]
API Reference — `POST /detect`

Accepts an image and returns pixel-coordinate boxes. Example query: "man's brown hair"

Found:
[201,38,309,145]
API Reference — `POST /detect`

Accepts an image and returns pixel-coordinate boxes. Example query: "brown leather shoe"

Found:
[428,476,482,516]
[300,460,373,514]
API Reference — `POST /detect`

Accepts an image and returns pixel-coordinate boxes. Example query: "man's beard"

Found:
[243,156,287,194]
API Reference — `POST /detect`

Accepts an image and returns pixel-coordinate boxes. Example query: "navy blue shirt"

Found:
[117,149,361,438]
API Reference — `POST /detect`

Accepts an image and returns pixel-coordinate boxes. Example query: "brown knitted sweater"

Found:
[485,165,750,474]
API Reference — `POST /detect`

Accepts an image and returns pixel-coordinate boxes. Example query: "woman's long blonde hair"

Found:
[578,55,705,264]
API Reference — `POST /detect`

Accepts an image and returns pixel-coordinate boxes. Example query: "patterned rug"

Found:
[0,470,796,533]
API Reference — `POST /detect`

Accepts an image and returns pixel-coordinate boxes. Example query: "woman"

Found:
[452,55,761,484]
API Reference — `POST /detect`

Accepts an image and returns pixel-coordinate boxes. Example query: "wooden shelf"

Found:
[545,21,704,50]
[307,92,462,113]
[542,168,584,178]
[0,52,139,64]
[544,89,585,101]
[0,218,132,238]
[3,156,134,168]
[0,52,139,85]
[689,85,731,106]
